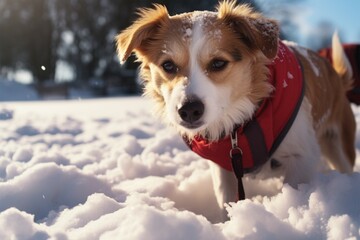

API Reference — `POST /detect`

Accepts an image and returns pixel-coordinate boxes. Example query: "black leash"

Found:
[230,130,245,200]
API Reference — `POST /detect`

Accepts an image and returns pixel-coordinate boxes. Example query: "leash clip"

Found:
[230,130,242,158]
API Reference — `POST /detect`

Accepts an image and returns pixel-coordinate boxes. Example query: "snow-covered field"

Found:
[1,96,360,239]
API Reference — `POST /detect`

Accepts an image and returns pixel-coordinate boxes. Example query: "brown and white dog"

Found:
[116,1,355,220]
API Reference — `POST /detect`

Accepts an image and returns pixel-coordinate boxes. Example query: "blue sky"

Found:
[257,0,360,47]
[304,0,360,42]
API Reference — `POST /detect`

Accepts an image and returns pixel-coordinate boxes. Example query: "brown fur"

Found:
[116,1,277,122]
[293,47,356,169]
[116,1,355,170]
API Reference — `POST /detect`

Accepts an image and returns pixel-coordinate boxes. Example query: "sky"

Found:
[302,0,360,42]
[258,0,360,47]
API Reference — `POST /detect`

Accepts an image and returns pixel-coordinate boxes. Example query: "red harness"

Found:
[185,41,304,174]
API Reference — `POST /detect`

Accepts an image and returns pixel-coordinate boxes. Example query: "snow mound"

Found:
[0,97,360,239]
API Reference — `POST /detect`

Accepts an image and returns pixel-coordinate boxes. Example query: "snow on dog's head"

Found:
[116,1,279,140]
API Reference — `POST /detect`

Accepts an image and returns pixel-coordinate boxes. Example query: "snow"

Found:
[185,28,193,38]
[1,92,360,238]
[181,11,223,42]
[283,80,288,88]
[287,71,294,79]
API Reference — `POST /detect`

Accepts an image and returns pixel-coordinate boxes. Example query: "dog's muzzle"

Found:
[177,99,204,129]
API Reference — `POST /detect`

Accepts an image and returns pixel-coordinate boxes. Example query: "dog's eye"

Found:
[161,60,178,74]
[209,59,229,72]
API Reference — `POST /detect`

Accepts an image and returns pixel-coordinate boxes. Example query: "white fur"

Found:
[270,98,326,185]
[332,32,353,78]
[118,3,355,223]
[211,98,325,218]
[210,162,237,221]
[161,12,257,141]
[156,13,332,220]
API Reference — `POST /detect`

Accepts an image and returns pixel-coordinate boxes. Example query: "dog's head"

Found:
[116,1,279,140]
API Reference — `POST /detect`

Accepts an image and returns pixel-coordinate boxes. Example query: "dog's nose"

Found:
[178,100,204,123]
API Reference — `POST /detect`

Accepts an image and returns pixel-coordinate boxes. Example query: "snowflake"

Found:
[283,80,288,88]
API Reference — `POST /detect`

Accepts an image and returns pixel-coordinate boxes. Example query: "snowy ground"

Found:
[1,97,360,239]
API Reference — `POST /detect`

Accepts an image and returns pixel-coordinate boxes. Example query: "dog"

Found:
[116,0,356,220]
[319,43,360,105]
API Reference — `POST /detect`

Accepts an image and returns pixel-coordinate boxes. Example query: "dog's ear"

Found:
[217,1,279,59]
[116,4,169,63]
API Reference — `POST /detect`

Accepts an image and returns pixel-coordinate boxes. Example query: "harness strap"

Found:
[230,130,245,200]
[230,150,245,200]
[243,120,268,173]
[230,120,268,200]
